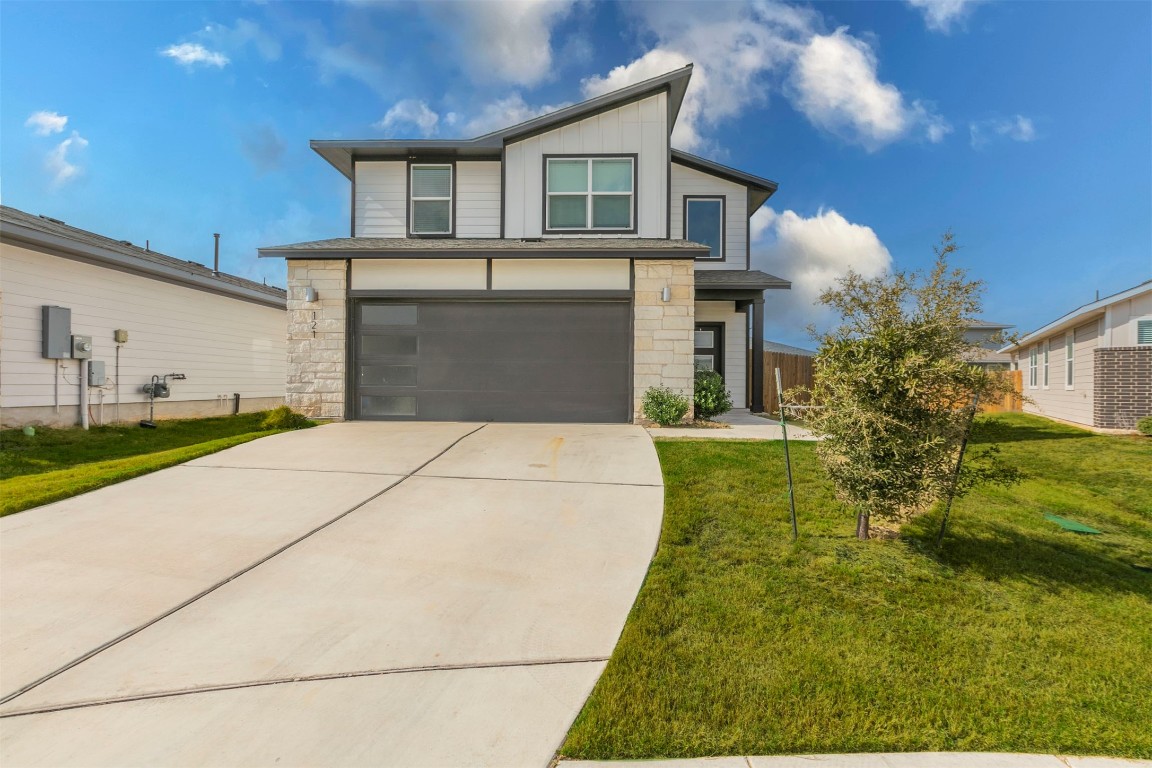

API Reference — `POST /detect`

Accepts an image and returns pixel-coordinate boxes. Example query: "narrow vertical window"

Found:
[1065,334,1074,389]
[1042,340,1050,388]
[685,197,725,259]
[1029,346,1037,388]
[410,164,452,235]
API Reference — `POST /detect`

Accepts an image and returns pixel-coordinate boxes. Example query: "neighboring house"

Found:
[963,320,1014,370]
[1000,280,1152,430]
[0,205,287,428]
[763,341,815,357]
[261,65,790,423]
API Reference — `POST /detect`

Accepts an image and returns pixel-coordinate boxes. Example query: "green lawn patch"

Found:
[562,413,1152,760]
[0,412,312,516]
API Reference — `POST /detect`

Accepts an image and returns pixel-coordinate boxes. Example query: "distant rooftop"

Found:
[1,205,286,308]
[763,341,816,356]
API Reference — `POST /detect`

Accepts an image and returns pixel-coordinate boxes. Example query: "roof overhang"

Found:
[312,65,695,180]
[999,281,1152,353]
[2,222,286,309]
[671,150,779,213]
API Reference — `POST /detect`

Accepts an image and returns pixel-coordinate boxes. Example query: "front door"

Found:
[693,322,724,378]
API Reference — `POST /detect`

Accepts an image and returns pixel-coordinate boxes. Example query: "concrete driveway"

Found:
[0,422,664,767]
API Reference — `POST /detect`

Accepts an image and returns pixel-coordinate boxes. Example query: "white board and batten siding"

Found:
[1021,319,1100,426]
[695,301,747,408]
[355,160,501,238]
[671,163,748,270]
[504,91,669,239]
[0,243,285,413]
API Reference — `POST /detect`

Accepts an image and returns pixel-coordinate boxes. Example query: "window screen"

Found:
[686,198,724,259]
[1138,319,1152,345]
[411,165,452,234]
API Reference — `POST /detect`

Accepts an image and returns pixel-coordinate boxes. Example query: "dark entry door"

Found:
[694,322,725,377]
[353,300,632,423]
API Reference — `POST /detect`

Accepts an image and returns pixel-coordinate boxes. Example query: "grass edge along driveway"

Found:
[0,412,305,516]
[562,413,1152,760]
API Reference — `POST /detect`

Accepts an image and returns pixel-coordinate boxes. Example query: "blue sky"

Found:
[2,0,1149,346]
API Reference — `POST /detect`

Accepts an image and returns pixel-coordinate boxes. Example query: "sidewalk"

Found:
[561,753,1150,767]
[646,409,818,441]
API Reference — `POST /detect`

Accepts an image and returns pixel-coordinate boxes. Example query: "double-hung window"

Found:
[1065,334,1074,389]
[410,164,452,236]
[1042,340,1050,388]
[685,197,725,260]
[1028,346,1038,388]
[545,157,634,232]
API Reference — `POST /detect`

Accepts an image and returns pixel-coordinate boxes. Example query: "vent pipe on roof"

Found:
[213,233,220,276]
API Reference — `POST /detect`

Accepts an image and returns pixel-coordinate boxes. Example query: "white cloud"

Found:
[577,3,945,153]
[969,114,1037,149]
[906,0,981,33]
[202,19,281,61]
[375,99,440,137]
[161,42,230,68]
[751,206,892,342]
[790,28,950,150]
[46,131,89,188]
[25,111,68,136]
[420,1,578,87]
[461,93,570,136]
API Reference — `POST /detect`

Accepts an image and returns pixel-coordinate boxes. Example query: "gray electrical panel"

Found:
[71,335,93,359]
[42,306,71,359]
[88,360,106,386]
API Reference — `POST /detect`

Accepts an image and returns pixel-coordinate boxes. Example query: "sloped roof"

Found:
[1000,280,1152,352]
[1,205,286,308]
[763,341,816,356]
[694,269,790,290]
[312,65,695,179]
[671,150,778,212]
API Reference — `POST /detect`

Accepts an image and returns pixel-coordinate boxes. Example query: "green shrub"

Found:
[694,368,733,420]
[260,406,314,431]
[642,386,691,426]
[1137,415,1152,436]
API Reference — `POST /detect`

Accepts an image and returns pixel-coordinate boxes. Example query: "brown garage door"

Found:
[352,300,631,423]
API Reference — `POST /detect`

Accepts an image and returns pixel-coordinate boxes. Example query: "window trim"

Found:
[1028,345,1038,389]
[1137,318,1152,345]
[1042,339,1050,389]
[542,154,638,235]
[407,160,455,238]
[1065,334,1075,390]
[683,195,726,261]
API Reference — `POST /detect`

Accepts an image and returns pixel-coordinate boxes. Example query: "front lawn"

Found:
[0,412,307,516]
[562,413,1152,760]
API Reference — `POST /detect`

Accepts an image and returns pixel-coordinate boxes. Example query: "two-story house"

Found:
[261,65,790,423]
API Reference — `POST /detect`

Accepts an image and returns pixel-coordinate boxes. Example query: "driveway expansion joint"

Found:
[0,423,488,708]
[0,654,609,719]
[415,472,662,488]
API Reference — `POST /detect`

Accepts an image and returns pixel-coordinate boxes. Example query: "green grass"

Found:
[0,412,307,516]
[562,413,1152,760]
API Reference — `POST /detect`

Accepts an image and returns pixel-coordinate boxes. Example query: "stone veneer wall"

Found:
[1093,346,1152,429]
[633,259,695,420]
[286,259,348,420]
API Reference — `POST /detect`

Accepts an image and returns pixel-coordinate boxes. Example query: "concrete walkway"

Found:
[562,755,1149,767]
[0,422,665,767]
[647,409,818,441]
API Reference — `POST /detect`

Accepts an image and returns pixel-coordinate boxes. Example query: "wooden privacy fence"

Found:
[750,353,1022,416]
[752,351,815,414]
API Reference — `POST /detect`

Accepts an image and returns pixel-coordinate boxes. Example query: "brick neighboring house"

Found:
[1001,280,1152,430]
[260,65,791,423]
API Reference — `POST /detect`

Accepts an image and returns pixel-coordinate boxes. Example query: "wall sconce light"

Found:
[304,287,319,302]
[661,286,671,302]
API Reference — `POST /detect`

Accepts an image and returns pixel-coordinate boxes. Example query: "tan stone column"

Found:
[286,259,347,420]
[632,259,695,421]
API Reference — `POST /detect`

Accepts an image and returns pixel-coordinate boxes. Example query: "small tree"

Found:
[798,233,1020,539]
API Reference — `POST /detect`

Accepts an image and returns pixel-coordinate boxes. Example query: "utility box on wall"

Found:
[41,306,71,359]
[71,335,93,359]
[88,360,106,386]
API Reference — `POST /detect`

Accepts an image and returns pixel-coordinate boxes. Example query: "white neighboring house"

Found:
[0,205,287,428]
[1000,280,1152,430]
[262,65,790,423]
[963,320,1013,370]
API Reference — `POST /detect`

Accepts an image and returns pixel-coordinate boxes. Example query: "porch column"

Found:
[751,298,765,413]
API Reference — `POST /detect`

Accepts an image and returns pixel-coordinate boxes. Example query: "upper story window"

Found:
[685,196,725,260]
[545,156,635,233]
[1138,319,1152,345]
[410,164,452,236]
